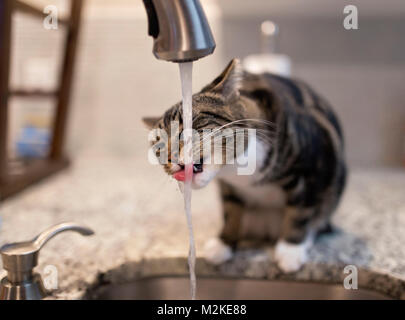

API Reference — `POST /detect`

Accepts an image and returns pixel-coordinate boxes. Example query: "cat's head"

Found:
[143,59,260,189]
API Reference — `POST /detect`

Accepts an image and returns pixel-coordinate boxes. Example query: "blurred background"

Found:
[1,0,405,204]
[1,1,404,298]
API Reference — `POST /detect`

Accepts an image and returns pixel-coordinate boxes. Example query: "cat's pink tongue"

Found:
[173,166,193,182]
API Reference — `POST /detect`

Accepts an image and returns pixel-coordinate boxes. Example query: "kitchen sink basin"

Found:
[85,277,390,300]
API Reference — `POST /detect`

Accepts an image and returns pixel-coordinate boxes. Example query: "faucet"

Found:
[142,0,216,62]
[0,222,94,300]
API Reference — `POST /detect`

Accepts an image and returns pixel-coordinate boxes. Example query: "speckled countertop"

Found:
[1,152,405,299]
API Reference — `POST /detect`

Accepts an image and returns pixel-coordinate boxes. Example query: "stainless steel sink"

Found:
[85,277,390,300]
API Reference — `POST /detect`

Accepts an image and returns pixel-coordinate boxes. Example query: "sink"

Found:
[85,277,390,300]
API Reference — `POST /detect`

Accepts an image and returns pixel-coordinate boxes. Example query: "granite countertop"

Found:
[1,152,405,299]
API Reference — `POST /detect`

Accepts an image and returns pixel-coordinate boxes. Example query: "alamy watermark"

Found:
[147,121,257,175]
[43,5,58,30]
[43,264,58,290]
[343,5,359,30]
[343,265,358,290]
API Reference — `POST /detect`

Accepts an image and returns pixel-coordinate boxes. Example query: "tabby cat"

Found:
[143,59,346,272]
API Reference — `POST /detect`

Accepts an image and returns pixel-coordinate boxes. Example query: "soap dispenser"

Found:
[243,20,291,77]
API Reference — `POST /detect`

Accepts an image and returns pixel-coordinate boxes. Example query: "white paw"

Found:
[203,238,233,265]
[274,240,308,273]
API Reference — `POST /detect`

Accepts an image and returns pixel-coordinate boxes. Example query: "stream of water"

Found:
[179,62,197,300]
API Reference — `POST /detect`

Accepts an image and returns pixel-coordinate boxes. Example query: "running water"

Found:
[179,62,197,300]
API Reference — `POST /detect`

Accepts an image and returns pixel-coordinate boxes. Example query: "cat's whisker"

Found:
[198,119,275,144]
[201,130,275,146]
[189,130,276,160]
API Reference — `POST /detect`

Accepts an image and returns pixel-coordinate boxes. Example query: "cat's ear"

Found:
[202,58,242,102]
[142,117,160,129]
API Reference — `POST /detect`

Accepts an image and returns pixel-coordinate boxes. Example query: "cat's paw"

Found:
[203,238,233,265]
[274,240,308,273]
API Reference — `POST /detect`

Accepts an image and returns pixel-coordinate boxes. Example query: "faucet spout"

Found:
[143,0,216,62]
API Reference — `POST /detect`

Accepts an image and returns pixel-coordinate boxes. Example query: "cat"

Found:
[143,59,346,272]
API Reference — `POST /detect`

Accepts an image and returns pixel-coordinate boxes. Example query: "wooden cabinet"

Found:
[0,0,83,199]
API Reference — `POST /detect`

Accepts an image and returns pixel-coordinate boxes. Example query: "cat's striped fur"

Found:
[143,59,347,272]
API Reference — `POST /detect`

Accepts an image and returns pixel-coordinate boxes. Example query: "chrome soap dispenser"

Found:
[243,20,291,76]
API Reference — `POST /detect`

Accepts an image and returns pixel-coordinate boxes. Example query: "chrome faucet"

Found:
[143,0,216,62]
[0,222,94,300]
